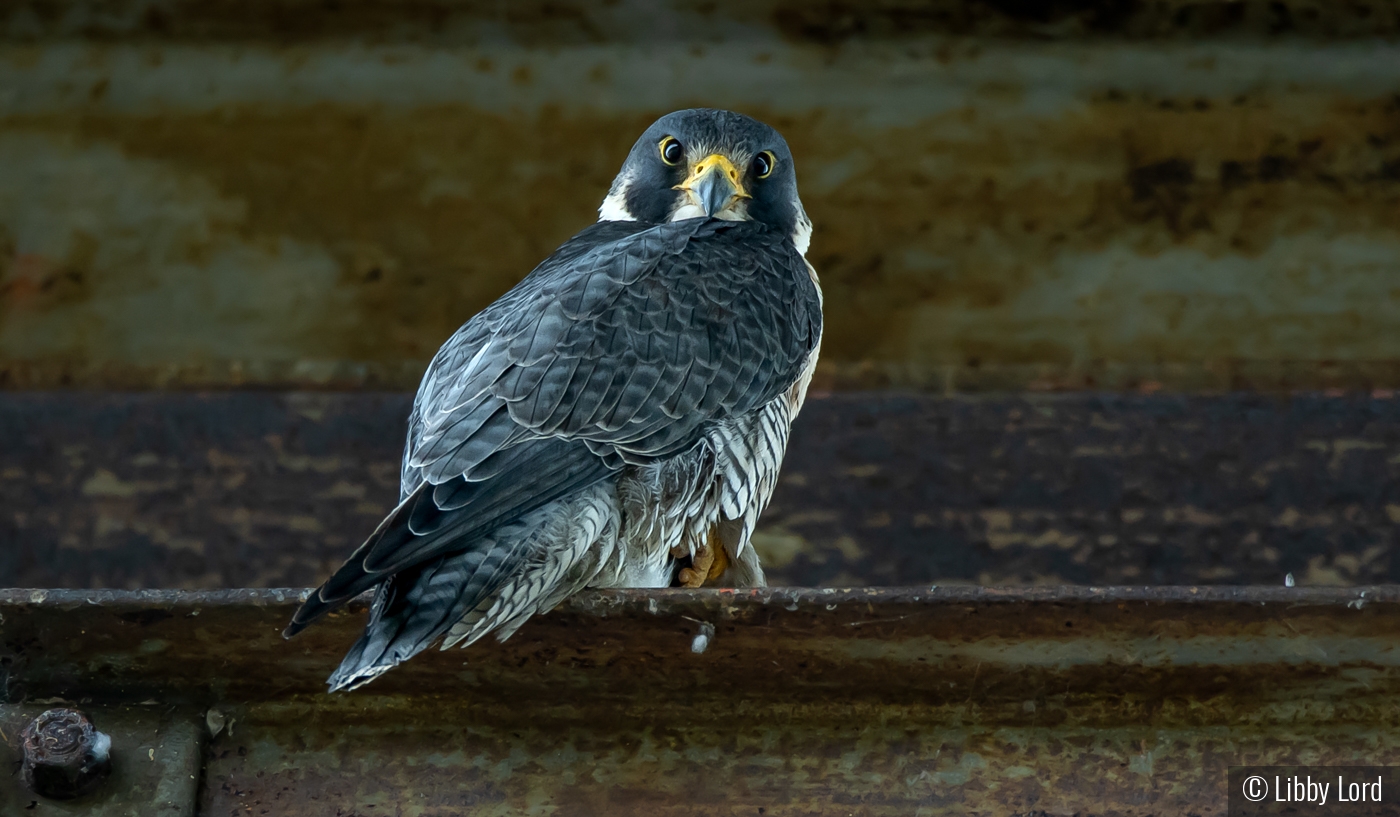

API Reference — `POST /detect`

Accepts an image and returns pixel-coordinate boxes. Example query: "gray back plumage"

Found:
[407,218,819,484]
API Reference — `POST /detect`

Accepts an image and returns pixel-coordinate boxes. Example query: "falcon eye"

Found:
[659,136,684,166]
[752,151,776,179]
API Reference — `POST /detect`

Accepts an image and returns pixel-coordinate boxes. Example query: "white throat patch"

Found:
[791,207,812,255]
[598,173,637,222]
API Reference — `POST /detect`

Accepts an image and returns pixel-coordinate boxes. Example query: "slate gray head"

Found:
[599,109,812,253]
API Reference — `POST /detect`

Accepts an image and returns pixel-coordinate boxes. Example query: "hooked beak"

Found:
[675,154,749,218]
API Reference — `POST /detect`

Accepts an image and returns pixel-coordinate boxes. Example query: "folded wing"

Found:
[285,218,821,647]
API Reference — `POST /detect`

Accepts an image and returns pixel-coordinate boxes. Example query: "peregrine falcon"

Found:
[285,109,823,691]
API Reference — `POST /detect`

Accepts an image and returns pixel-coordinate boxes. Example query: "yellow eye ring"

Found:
[659,136,684,166]
[753,150,777,179]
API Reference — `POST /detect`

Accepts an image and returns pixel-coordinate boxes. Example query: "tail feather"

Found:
[283,440,617,639]
[326,537,530,692]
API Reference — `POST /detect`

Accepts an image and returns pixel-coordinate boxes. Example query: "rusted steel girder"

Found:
[8,391,1400,592]
[2,586,1398,815]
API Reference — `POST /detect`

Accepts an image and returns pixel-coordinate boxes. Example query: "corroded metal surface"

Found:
[4,2,1400,392]
[1,586,1399,815]
[769,390,1400,587]
[5,391,1399,590]
[0,704,203,817]
[20,708,113,800]
[0,391,406,590]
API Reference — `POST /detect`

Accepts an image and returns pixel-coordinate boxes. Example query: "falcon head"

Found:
[599,109,812,253]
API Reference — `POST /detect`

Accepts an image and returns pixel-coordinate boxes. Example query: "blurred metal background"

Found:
[3,0,1400,588]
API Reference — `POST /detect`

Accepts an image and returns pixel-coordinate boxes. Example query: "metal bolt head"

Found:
[20,708,113,800]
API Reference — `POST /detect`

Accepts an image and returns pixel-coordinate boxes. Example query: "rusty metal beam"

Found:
[3,586,1398,814]
[7,391,1399,591]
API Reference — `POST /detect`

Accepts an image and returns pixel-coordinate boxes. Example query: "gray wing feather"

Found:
[286,218,820,643]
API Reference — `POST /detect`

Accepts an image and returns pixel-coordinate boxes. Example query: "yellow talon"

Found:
[678,528,730,588]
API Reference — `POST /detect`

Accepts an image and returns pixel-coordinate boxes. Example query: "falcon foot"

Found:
[677,531,730,588]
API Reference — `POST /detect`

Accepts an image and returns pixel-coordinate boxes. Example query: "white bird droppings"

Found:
[90,731,112,763]
[206,708,226,738]
[691,622,715,654]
